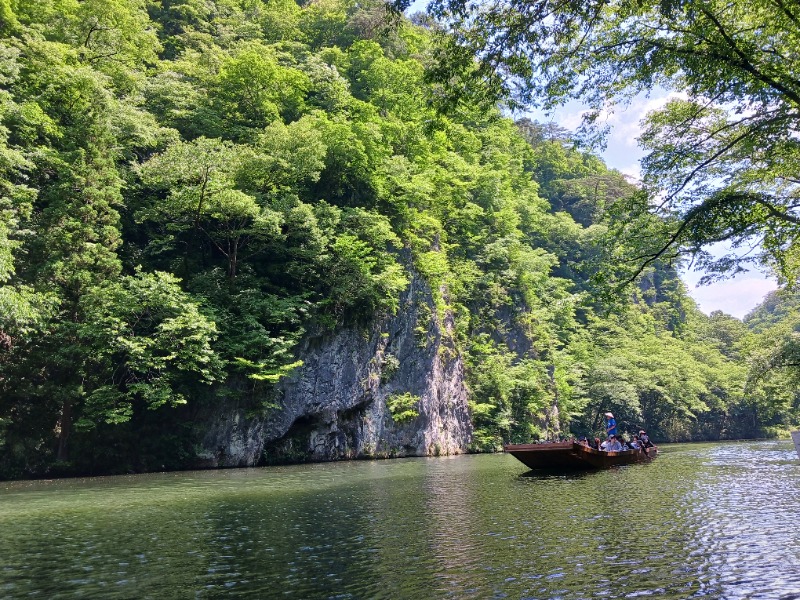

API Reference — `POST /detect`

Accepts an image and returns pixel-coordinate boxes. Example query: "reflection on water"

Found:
[1,442,799,599]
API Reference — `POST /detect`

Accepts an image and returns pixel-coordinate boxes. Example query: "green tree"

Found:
[137,136,282,281]
[76,271,221,428]
[318,208,409,323]
[417,0,800,283]
[0,90,54,348]
[741,289,800,434]
[0,0,768,477]
[212,42,310,137]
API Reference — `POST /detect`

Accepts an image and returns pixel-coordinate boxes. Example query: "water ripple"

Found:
[0,442,799,598]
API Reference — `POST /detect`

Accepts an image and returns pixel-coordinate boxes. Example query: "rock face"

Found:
[197,274,472,466]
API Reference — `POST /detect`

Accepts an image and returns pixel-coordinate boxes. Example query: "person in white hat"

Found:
[604,412,617,437]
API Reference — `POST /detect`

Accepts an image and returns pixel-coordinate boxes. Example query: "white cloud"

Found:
[619,163,641,181]
[526,90,688,178]
[601,91,688,167]
[682,274,777,319]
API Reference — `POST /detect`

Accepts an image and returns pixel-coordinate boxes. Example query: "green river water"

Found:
[1,440,799,599]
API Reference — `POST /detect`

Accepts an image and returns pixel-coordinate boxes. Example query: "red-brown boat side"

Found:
[504,441,657,470]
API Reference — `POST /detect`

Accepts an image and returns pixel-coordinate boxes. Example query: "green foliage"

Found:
[422,0,800,284]
[740,290,800,433]
[137,136,282,280]
[380,352,400,382]
[212,42,310,137]
[234,357,303,383]
[76,271,221,428]
[386,392,420,423]
[0,0,791,478]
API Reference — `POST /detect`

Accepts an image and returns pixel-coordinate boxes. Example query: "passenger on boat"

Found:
[604,412,617,436]
[607,435,622,452]
[578,436,590,446]
[639,430,654,448]
[593,437,601,450]
[629,436,641,450]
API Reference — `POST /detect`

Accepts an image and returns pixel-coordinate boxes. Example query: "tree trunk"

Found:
[545,364,560,438]
[56,398,73,462]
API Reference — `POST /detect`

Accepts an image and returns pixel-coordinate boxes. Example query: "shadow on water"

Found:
[516,458,656,480]
[517,468,594,481]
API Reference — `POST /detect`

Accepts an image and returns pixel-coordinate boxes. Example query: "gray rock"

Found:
[196,273,472,466]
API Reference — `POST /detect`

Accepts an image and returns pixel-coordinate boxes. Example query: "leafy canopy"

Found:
[414,0,800,284]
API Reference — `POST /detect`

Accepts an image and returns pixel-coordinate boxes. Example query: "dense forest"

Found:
[0,0,798,479]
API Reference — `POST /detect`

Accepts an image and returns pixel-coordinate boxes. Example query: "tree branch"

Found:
[695,5,800,106]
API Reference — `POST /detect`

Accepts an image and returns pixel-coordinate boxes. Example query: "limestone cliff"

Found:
[197,274,472,466]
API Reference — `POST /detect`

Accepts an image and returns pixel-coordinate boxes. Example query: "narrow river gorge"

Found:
[2,441,798,599]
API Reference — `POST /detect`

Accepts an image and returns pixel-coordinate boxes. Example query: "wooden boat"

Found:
[504,441,657,471]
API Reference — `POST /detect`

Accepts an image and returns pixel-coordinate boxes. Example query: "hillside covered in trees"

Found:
[0,0,798,478]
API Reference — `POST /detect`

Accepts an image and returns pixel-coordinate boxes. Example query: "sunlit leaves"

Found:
[138,136,282,279]
[319,209,409,322]
[76,271,221,428]
[213,42,310,134]
[423,0,800,282]
[741,290,800,431]
[239,116,328,196]
[1,0,781,476]
[386,392,421,423]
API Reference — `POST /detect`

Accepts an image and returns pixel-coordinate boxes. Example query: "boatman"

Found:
[604,412,617,437]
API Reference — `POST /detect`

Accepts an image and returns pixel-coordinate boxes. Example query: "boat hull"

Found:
[504,442,657,471]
